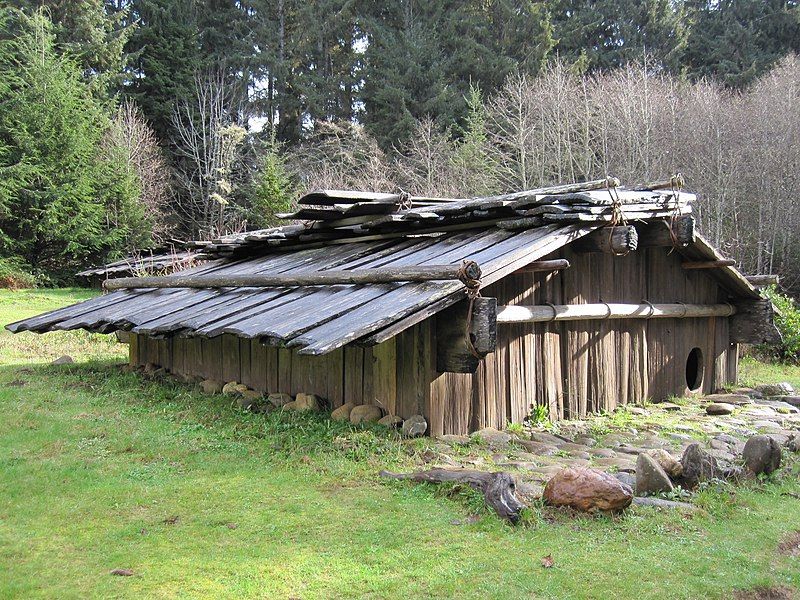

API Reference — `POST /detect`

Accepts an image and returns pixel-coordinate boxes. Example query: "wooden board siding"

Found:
[130,244,740,436]
[428,245,738,434]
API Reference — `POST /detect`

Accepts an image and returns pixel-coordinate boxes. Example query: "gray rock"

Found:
[626,406,649,415]
[774,395,800,408]
[632,497,702,512]
[349,404,383,424]
[222,381,248,395]
[51,355,74,365]
[331,402,355,422]
[786,435,800,452]
[658,402,682,411]
[613,472,637,488]
[437,434,471,445]
[378,414,403,428]
[529,431,566,446]
[755,400,799,414]
[756,382,794,397]
[472,427,513,448]
[636,453,674,496]
[753,420,782,432]
[402,414,428,438]
[517,440,560,456]
[680,443,722,488]
[589,448,617,458]
[288,393,320,411]
[706,402,736,416]
[236,395,257,411]
[704,393,752,405]
[267,392,293,407]
[646,448,683,478]
[200,379,223,394]
[742,435,781,476]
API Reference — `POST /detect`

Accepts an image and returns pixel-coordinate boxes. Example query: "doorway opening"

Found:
[685,347,704,392]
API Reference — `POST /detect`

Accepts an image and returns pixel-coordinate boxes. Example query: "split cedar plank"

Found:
[726,342,739,384]
[276,348,293,394]
[172,336,186,376]
[228,232,480,342]
[265,346,279,392]
[54,288,187,330]
[129,333,139,367]
[290,353,329,398]
[104,288,223,329]
[645,248,682,399]
[325,349,345,408]
[594,251,619,413]
[504,276,528,425]
[361,224,599,348]
[192,289,316,337]
[249,339,268,391]
[539,262,565,420]
[132,289,262,334]
[615,252,648,404]
[10,289,144,332]
[228,288,342,339]
[239,337,252,388]
[222,334,241,382]
[202,336,223,381]
[186,337,203,378]
[362,346,375,406]
[518,270,539,421]
[343,347,365,405]
[373,339,397,414]
[560,248,590,418]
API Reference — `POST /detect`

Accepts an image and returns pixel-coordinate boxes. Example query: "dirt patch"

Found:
[7,379,27,387]
[778,530,800,557]
[733,586,797,600]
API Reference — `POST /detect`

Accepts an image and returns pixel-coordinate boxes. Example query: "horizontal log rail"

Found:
[496,302,736,324]
[746,274,780,287]
[681,259,736,270]
[513,259,570,274]
[103,262,482,290]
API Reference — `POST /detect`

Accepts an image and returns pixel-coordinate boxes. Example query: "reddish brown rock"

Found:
[543,467,633,513]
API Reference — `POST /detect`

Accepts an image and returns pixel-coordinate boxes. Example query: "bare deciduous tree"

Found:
[171,71,249,239]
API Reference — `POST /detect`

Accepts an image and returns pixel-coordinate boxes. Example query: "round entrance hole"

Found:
[685,347,704,392]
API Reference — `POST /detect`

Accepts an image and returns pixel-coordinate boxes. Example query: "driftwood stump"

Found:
[379,468,527,523]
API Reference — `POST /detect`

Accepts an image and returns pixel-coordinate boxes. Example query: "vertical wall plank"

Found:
[373,338,397,413]
[221,334,241,382]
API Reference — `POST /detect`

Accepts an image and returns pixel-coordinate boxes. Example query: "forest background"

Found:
[0,0,798,293]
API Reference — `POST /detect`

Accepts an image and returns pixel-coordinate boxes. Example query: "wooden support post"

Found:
[746,274,780,287]
[681,260,736,270]
[436,297,497,373]
[572,226,638,254]
[104,262,482,290]
[730,300,782,344]
[637,216,695,248]
[497,302,736,324]
[513,259,570,274]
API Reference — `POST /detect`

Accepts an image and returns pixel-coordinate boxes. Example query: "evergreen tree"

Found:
[684,0,800,88]
[549,0,689,73]
[0,9,150,281]
[361,0,554,150]
[6,0,132,98]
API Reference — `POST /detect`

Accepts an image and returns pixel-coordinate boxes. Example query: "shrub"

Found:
[0,257,37,289]
[760,286,800,363]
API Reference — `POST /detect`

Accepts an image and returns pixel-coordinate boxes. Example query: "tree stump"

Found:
[379,468,526,523]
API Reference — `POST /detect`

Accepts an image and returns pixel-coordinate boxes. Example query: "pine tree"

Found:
[6,0,132,98]
[0,9,149,281]
[549,0,689,73]
[684,0,800,88]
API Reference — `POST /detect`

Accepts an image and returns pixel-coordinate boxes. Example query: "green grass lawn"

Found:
[1,289,799,599]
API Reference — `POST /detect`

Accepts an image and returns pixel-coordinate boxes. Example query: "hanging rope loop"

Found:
[459,259,484,359]
[605,175,630,255]
[667,172,685,252]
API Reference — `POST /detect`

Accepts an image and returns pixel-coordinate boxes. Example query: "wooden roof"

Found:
[7,180,760,354]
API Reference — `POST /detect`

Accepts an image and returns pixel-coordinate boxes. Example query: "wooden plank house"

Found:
[8,178,780,436]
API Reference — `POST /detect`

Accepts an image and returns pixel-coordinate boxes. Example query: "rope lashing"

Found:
[396,188,413,211]
[458,259,484,359]
[667,172,685,253]
[605,175,630,256]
